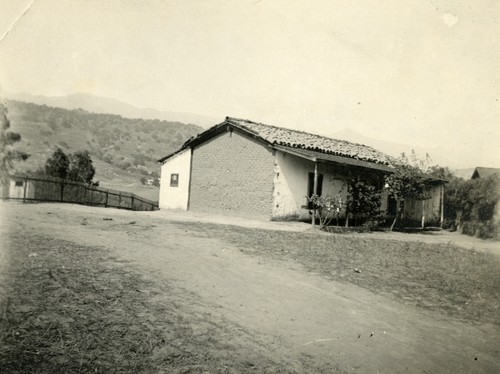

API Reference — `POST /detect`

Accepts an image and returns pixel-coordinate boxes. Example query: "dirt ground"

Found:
[154,208,500,255]
[1,202,499,373]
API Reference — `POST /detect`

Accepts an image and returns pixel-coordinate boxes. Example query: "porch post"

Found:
[312,162,318,227]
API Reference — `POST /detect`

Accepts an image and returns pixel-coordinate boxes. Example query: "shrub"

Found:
[461,220,499,239]
[307,194,343,228]
[117,161,131,170]
[62,120,72,128]
[346,178,382,227]
[102,154,113,164]
[132,154,152,167]
[451,175,499,239]
[40,130,53,137]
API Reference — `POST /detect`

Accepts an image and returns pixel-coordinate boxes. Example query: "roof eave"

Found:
[274,145,394,173]
[157,148,187,164]
[273,145,317,162]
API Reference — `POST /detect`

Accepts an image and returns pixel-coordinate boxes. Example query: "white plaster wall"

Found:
[159,149,192,210]
[273,153,391,221]
[272,151,312,220]
[318,163,349,217]
[9,180,24,199]
[272,152,350,220]
[9,179,34,199]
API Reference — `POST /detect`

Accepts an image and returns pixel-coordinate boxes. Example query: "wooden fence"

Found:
[3,175,158,211]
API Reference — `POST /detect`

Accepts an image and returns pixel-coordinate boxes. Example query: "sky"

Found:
[0,0,499,169]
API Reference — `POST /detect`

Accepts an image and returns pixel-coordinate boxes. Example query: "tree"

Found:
[435,175,499,238]
[45,147,70,179]
[42,148,96,185]
[67,151,96,185]
[384,152,431,231]
[455,175,498,222]
[0,103,29,182]
[428,165,455,181]
[466,176,499,222]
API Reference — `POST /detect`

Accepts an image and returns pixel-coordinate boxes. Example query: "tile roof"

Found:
[159,116,395,168]
[471,167,500,179]
[225,117,394,166]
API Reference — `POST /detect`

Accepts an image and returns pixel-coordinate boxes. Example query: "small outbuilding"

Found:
[2,174,35,200]
[158,117,445,226]
[471,167,500,180]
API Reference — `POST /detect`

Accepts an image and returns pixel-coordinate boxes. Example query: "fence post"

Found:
[23,177,28,203]
[118,193,121,208]
[440,184,444,228]
[421,200,426,228]
[60,180,64,202]
[105,190,109,207]
[131,195,134,210]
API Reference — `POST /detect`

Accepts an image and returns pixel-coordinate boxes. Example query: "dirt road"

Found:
[2,202,499,373]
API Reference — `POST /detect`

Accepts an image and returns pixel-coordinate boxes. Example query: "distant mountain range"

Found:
[1,90,218,128]
[326,129,466,171]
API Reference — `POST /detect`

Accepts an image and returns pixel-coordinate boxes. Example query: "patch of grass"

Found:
[201,224,500,325]
[0,231,321,373]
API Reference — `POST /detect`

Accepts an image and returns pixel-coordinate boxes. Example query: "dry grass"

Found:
[2,209,498,372]
[200,224,500,325]
[0,230,321,373]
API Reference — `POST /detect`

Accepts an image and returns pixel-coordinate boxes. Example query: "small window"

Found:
[170,173,179,187]
[15,180,24,187]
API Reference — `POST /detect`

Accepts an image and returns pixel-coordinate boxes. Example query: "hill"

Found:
[1,90,216,128]
[4,99,204,200]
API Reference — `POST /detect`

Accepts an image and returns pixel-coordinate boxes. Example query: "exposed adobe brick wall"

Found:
[189,129,275,219]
